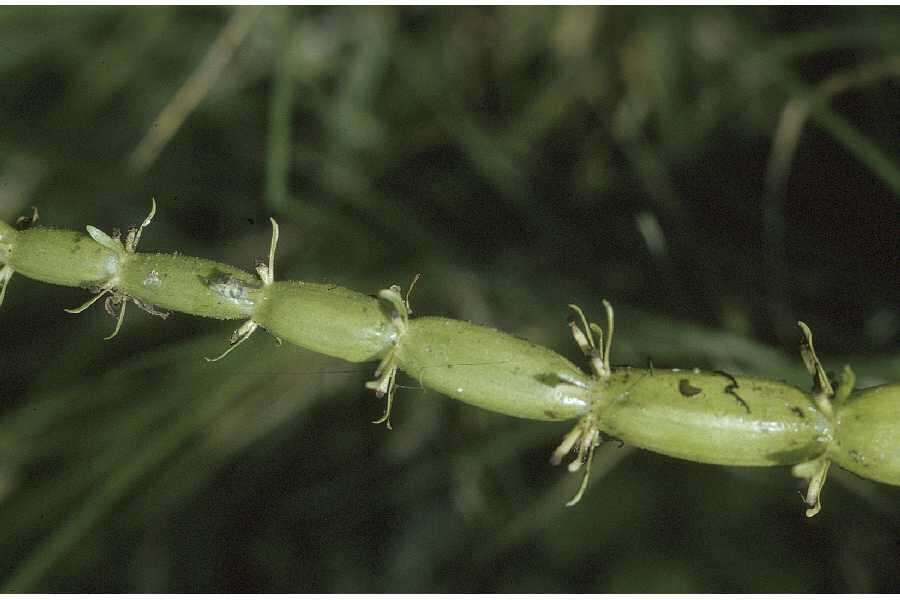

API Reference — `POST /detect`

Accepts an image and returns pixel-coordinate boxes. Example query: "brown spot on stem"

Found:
[679,379,702,397]
[712,369,750,413]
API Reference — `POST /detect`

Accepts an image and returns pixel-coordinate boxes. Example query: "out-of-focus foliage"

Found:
[0,6,898,592]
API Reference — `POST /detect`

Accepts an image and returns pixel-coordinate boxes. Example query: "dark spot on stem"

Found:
[789,406,805,419]
[535,372,577,388]
[712,369,750,413]
[679,379,702,397]
[544,410,559,419]
[535,373,559,386]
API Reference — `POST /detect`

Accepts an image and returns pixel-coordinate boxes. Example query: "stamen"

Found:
[65,289,113,314]
[370,367,398,430]
[552,416,603,506]
[601,299,614,376]
[0,265,14,308]
[566,430,598,507]
[205,319,259,362]
[266,218,279,285]
[104,299,128,340]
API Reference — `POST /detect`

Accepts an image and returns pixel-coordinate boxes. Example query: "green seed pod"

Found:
[118,253,262,320]
[830,383,900,485]
[593,369,832,466]
[252,281,396,363]
[5,227,119,288]
[396,316,592,421]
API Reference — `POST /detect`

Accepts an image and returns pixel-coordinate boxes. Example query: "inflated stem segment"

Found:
[252,281,397,362]
[118,253,261,320]
[396,317,593,422]
[592,369,832,466]
[5,227,119,288]
[553,303,849,514]
[831,383,900,486]
[203,216,400,369]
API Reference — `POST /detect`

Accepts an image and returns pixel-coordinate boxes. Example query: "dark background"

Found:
[0,6,898,592]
